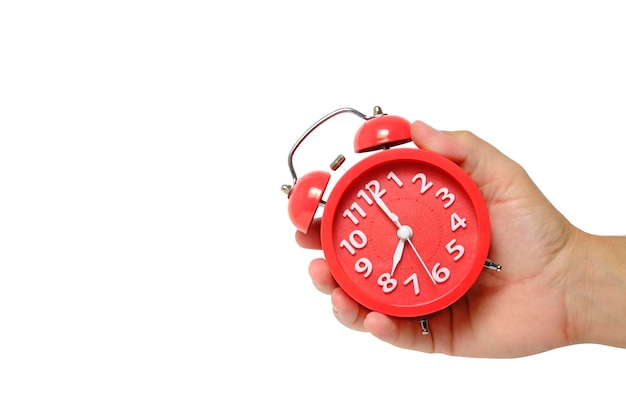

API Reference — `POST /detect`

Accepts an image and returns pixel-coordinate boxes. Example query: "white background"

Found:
[1,1,624,416]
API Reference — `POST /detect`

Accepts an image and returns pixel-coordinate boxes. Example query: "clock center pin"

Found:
[398,225,413,240]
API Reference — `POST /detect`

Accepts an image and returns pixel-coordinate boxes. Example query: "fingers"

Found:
[307,258,368,332]
[308,258,337,294]
[331,287,437,351]
[330,287,369,332]
[364,312,435,353]
[307,250,443,354]
[410,121,522,200]
[410,121,470,164]
[330,291,444,354]
[295,218,322,250]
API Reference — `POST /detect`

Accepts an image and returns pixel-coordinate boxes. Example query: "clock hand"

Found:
[406,239,437,285]
[390,238,405,277]
[366,185,402,229]
[391,225,412,276]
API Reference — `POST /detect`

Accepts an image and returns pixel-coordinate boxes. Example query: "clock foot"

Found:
[418,316,430,335]
[483,259,502,272]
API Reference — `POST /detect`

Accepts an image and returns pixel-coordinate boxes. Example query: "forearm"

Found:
[570,232,626,348]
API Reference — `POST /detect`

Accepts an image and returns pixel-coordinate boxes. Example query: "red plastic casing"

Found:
[320,147,490,317]
[288,170,331,233]
[353,114,412,153]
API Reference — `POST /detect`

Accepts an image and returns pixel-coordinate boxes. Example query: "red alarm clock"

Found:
[282,107,500,329]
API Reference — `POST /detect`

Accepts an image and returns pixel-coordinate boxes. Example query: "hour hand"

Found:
[391,238,405,276]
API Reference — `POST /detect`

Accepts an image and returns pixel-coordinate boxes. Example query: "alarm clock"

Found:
[282,107,500,328]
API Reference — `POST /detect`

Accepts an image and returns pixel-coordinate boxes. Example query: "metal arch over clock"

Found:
[282,106,501,322]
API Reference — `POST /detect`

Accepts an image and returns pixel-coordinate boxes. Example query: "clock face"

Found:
[320,147,490,317]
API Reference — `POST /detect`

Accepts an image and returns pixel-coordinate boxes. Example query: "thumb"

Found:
[410,120,470,163]
[410,120,519,196]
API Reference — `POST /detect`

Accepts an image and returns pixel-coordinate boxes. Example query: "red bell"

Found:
[353,113,412,153]
[287,170,331,233]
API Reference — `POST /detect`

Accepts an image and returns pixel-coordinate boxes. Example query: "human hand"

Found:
[296,121,603,358]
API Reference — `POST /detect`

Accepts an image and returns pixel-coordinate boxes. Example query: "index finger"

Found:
[295,217,322,250]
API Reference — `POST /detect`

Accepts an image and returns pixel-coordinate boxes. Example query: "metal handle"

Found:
[286,107,368,185]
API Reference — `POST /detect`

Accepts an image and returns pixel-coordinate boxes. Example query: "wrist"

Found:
[568,231,626,348]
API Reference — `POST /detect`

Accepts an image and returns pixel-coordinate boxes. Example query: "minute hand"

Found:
[406,239,437,285]
[366,186,402,229]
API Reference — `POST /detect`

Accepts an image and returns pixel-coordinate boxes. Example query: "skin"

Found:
[296,121,626,358]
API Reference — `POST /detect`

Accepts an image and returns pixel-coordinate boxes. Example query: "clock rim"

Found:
[320,147,491,317]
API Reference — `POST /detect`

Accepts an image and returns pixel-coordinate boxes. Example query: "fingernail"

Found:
[331,302,342,318]
[418,120,440,133]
